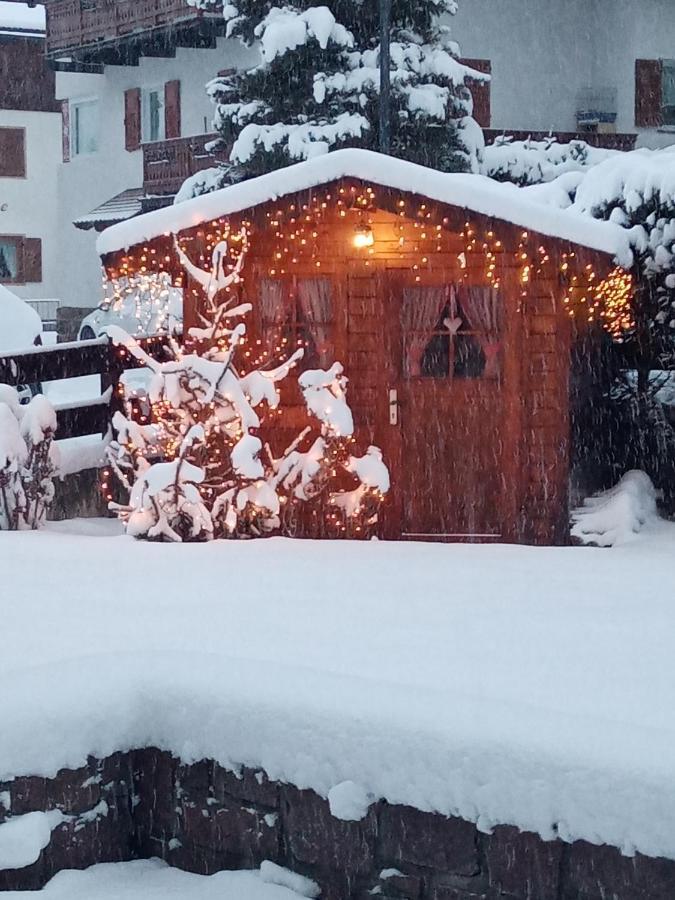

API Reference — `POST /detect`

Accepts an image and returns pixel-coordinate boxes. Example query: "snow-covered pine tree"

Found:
[181,0,486,197]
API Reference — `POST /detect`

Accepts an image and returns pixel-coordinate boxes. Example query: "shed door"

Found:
[387,272,504,540]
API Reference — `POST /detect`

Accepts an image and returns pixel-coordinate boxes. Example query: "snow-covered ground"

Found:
[3,859,316,898]
[2,520,675,861]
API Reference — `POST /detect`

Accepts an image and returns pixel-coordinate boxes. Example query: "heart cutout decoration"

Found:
[443,316,463,335]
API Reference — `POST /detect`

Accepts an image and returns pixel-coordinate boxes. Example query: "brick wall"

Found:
[1,749,674,899]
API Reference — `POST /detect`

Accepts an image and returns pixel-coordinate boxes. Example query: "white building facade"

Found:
[0,2,61,309]
[5,0,674,315]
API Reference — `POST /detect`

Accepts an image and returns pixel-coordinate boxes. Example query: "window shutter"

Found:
[124,88,141,151]
[0,128,26,177]
[635,59,663,127]
[21,238,42,284]
[462,58,491,128]
[61,100,70,162]
[164,80,181,139]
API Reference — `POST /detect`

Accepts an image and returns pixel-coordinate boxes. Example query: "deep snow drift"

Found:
[2,520,675,861]
[2,859,316,898]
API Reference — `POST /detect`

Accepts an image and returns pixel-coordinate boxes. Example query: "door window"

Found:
[142,87,165,143]
[71,99,99,156]
[402,284,500,379]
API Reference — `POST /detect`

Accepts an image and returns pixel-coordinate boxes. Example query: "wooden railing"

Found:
[0,335,173,441]
[44,0,222,56]
[143,133,229,196]
[484,129,637,152]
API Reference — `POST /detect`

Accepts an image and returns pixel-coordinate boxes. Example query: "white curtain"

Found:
[401,286,450,376]
[297,278,333,367]
[458,286,501,377]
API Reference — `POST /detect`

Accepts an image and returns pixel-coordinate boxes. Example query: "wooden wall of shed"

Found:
[103,184,616,544]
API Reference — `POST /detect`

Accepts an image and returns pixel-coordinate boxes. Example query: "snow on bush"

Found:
[517,146,675,351]
[571,470,658,546]
[0,389,59,530]
[483,136,616,187]
[107,229,389,541]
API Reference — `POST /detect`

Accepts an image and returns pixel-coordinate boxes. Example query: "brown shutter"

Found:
[21,238,42,284]
[61,100,70,162]
[0,128,26,177]
[462,58,491,128]
[124,87,141,151]
[635,59,663,127]
[164,80,181,139]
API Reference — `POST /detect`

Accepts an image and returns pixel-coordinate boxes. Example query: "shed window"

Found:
[402,285,500,379]
[260,277,334,367]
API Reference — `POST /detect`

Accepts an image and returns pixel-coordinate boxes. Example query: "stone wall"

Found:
[1,749,674,899]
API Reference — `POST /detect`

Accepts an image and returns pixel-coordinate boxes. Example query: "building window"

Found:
[0,128,26,178]
[663,60,675,126]
[142,87,165,143]
[71,98,99,156]
[0,237,19,282]
[260,277,334,368]
[402,285,500,380]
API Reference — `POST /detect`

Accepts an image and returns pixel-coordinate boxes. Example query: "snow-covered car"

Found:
[0,284,43,403]
[78,277,183,341]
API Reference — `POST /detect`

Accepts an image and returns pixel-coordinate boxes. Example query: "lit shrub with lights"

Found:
[104,227,389,542]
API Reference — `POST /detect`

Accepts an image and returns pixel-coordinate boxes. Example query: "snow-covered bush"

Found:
[571,470,658,546]
[483,136,616,187]
[179,0,486,198]
[0,388,59,530]
[107,234,389,542]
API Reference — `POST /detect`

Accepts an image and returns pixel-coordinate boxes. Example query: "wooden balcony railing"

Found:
[44,0,223,63]
[143,134,229,196]
[484,129,637,152]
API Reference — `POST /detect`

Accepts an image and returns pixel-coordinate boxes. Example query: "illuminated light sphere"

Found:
[353,224,375,249]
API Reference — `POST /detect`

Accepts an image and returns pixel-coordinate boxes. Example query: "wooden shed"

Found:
[98,149,633,545]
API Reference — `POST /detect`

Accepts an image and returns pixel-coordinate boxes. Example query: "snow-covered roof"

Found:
[97,149,634,266]
[0,1,45,36]
[0,283,42,353]
[73,188,146,231]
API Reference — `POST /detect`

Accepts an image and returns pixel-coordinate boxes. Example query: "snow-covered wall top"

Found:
[97,149,633,265]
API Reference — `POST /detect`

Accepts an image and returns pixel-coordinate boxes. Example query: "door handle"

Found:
[389,388,399,425]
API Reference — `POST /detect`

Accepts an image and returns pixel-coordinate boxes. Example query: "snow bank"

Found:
[259,861,320,898]
[0,811,63,871]
[97,149,633,266]
[3,523,675,859]
[2,859,315,898]
[0,285,42,354]
[571,470,659,547]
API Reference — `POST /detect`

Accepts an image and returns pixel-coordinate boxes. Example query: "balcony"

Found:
[142,133,229,196]
[43,0,224,70]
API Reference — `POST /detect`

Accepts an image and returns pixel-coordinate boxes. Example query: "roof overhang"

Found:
[97,148,634,267]
[75,188,172,232]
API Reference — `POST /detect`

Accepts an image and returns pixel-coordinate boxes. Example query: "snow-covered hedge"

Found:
[484,136,616,187]
[571,470,658,546]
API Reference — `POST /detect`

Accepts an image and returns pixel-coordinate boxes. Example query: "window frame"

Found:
[0,235,23,284]
[259,274,336,369]
[662,59,675,127]
[70,97,100,157]
[141,85,166,144]
[0,127,26,179]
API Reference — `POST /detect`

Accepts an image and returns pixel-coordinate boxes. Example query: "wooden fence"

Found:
[0,335,172,443]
